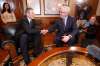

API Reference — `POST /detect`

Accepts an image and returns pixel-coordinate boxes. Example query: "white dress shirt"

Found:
[27,17,32,24]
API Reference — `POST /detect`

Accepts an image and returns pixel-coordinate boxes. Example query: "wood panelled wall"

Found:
[13,0,23,19]
[87,0,99,16]
[2,0,98,20]
[96,0,100,16]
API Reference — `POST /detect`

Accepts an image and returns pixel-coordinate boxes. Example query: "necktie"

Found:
[29,20,32,27]
[64,18,67,27]
[64,17,67,30]
[63,17,67,35]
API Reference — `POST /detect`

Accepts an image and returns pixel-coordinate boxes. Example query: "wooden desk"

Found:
[0,49,9,66]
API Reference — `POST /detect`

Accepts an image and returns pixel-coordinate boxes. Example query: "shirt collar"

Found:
[61,16,68,20]
[65,16,68,19]
[27,17,32,23]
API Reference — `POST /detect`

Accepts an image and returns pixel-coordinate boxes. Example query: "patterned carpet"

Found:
[40,52,98,66]
[19,47,100,66]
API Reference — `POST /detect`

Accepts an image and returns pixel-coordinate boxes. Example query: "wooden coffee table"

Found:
[29,47,99,66]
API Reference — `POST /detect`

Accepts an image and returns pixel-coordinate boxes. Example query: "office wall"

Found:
[96,0,100,16]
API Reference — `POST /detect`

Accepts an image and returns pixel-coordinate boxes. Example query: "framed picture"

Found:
[44,0,70,15]
[0,0,15,10]
[26,0,41,15]
[0,0,15,13]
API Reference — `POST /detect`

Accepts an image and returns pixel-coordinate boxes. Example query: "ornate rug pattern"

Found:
[40,52,96,66]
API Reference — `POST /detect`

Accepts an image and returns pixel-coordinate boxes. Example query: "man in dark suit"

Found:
[43,6,78,47]
[15,8,43,65]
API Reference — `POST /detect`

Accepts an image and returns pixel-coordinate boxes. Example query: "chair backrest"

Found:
[3,23,17,37]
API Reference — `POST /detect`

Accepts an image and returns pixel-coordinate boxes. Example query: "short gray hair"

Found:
[59,5,70,13]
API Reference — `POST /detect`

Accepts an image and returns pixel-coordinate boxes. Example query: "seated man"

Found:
[81,16,98,47]
[15,8,43,65]
[85,16,97,38]
[43,6,78,47]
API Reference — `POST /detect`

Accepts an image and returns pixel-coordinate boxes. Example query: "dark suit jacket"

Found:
[48,16,78,38]
[15,16,40,37]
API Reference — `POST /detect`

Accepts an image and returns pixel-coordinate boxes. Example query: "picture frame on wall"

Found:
[26,0,41,15]
[0,0,15,12]
[44,0,70,15]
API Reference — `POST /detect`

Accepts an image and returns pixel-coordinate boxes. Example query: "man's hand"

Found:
[61,35,70,43]
[41,29,48,35]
